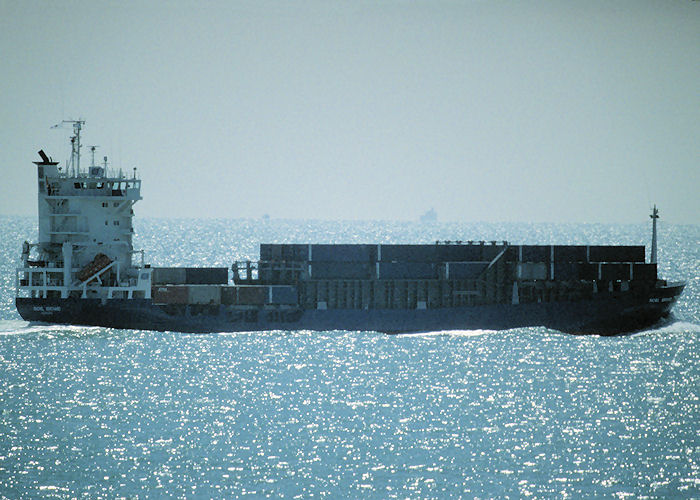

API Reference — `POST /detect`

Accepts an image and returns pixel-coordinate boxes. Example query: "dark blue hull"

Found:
[16,283,684,335]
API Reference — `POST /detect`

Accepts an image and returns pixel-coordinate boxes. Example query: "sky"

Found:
[1,0,698,224]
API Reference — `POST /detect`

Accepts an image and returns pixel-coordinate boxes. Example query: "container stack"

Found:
[151,267,228,285]
[221,285,298,306]
[512,245,653,282]
[257,243,506,280]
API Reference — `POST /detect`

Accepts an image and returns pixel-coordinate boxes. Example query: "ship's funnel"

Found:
[35,150,57,165]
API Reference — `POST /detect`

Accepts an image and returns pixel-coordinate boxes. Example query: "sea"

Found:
[1,216,698,499]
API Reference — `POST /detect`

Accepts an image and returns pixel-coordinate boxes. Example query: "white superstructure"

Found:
[16,121,152,300]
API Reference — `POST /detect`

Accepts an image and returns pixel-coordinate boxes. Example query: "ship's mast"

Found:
[54,119,85,176]
[71,120,83,176]
[650,204,659,264]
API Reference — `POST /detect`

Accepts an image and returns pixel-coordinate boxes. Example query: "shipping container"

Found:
[296,244,310,261]
[600,263,630,281]
[152,285,189,304]
[279,244,298,261]
[188,285,222,305]
[271,245,283,260]
[264,244,306,261]
[553,246,588,262]
[310,244,373,262]
[436,245,483,262]
[152,267,187,285]
[447,262,488,279]
[378,262,437,279]
[259,244,274,261]
[517,262,548,280]
[269,285,298,305]
[520,246,550,263]
[627,246,646,263]
[261,244,309,262]
[589,246,645,263]
[481,244,507,261]
[380,244,437,262]
[311,262,372,279]
[221,286,237,305]
[237,286,268,305]
[185,267,228,285]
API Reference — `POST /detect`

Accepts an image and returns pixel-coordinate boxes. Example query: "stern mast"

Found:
[650,205,659,265]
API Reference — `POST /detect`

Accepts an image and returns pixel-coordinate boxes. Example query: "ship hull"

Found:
[16,283,684,335]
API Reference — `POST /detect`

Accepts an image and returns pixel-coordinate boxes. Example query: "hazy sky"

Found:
[1,1,698,223]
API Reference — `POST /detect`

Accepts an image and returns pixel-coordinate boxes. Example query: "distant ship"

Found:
[15,122,685,335]
[420,208,437,223]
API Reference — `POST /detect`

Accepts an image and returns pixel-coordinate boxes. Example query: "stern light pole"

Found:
[650,205,659,265]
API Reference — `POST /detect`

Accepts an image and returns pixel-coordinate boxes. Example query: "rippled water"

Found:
[1,216,698,498]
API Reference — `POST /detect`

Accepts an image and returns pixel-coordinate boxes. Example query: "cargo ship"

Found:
[15,122,685,334]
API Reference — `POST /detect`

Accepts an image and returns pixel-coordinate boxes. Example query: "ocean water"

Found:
[0,216,698,498]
